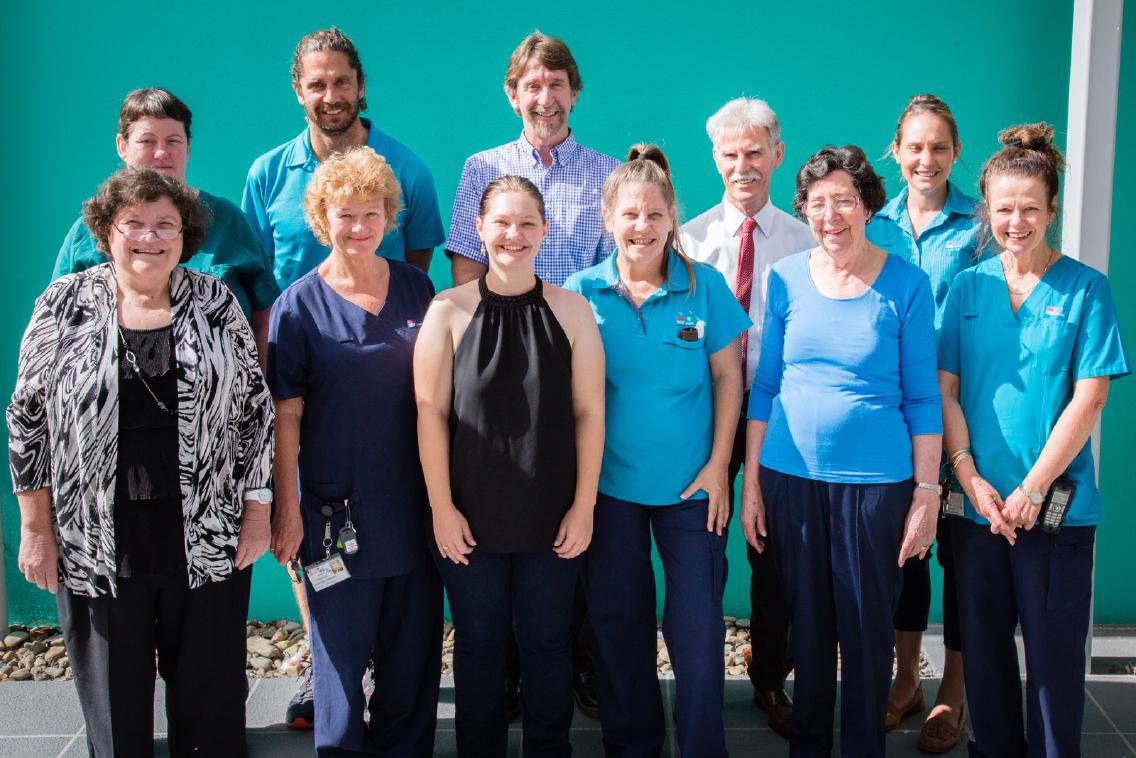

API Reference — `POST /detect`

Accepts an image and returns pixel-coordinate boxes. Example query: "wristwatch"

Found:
[244,488,274,505]
[915,481,942,495]
[1016,484,1044,506]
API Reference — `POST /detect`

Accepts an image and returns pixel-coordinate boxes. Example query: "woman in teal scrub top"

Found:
[867,94,984,751]
[939,123,1129,757]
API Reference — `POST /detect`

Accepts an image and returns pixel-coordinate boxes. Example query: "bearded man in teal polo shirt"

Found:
[241,26,445,730]
[242,27,444,288]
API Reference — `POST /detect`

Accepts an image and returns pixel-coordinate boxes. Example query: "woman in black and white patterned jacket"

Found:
[7,167,274,757]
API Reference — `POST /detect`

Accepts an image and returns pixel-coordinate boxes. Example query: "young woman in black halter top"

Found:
[414,176,605,757]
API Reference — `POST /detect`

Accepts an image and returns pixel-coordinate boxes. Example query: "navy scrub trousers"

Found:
[585,494,729,758]
[760,466,911,758]
[305,559,443,757]
[951,518,1095,758]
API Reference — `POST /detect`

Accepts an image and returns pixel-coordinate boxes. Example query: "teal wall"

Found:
[1096,3,1136,624]
[10,0,1129,625]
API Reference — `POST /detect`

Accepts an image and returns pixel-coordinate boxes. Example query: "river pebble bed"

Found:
[2,619,959,682]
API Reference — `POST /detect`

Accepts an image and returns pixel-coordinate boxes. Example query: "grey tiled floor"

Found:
[1,627,1133,757]
[1,675,1132,757]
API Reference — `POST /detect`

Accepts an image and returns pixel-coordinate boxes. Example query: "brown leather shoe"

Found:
[884,682,925,731]
[754,689,792,739]
[917,704,965,753]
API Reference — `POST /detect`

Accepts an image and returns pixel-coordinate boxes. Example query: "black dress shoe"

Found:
[505,677,523,722]
[754,689,792,739]
[573,670,600,719]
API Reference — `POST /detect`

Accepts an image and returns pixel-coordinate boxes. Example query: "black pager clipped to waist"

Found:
[1039,475,1076,534]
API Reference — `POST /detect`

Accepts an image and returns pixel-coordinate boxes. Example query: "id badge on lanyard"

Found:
[305,499,361,592]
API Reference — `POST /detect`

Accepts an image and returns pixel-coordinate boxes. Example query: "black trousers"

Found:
[57,567,252,758]
[892,515,963,651]
[729,401,792,691]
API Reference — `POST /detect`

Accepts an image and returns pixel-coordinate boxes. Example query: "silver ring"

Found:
[441,546,449,551]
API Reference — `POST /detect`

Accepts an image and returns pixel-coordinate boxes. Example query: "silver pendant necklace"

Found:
[118,325,175,416]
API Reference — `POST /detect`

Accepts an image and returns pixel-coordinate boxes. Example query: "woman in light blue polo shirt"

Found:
[740,145,942,757]
[866,94,988,750]
[939,124,1128,758]
[564,144,749,758]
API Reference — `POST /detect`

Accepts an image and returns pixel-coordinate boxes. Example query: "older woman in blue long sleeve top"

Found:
[740,146,942,758]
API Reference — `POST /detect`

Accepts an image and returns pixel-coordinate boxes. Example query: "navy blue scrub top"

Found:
[267,262,435,577]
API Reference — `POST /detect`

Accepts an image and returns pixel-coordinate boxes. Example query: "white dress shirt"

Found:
[681,197,815,389]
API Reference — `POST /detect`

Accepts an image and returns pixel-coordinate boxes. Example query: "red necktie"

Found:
[734,217,757,380]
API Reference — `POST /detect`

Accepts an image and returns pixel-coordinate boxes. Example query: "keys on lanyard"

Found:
[320,501,361,556]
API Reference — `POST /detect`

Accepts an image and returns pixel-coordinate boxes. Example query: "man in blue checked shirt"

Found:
[445,30,617,720]
[446,31,619,287]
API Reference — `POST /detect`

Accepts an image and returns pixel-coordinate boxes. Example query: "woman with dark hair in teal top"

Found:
[54,88,280,353]
[866,94,988,752]
[939,123,1128,758]
[565,144,750,758]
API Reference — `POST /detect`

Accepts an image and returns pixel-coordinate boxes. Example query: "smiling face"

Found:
[108,198,184,283]
[604,181,674,271]
[115,117,189,181]
[506,60,578,145]
[804,171,870,258]
[294,50,365,136]
[893,113,958,196]
[713,127,784,217]
[476,190,548,270]
[325,195,388,257]
[985,173,1056,259]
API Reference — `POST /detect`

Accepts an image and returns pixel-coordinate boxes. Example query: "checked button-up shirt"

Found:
[446,132,619,286]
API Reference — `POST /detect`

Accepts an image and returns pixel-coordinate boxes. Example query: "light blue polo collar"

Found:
[877,181,976,222]
[286,117,377,170]
[595,250,693,294]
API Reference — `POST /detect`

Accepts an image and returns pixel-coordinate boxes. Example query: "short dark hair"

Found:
[118,88,192,141]
[504,31,582,94]
[793,145,887,219]
[83,168,208,263]
[292,27,367,111]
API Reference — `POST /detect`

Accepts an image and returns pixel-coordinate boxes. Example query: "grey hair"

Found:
[706,97,781,148]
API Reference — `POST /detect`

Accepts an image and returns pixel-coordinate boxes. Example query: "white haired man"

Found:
[681,97,814,739]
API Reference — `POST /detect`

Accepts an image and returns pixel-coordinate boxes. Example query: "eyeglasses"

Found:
[112,222,182,241]
[803,195,860,220]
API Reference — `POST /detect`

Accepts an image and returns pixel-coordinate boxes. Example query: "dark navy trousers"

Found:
[305,560,443,757]
[761,466,910,758]
[436,547,582,758]
[951,518,1095,758]
[585,494,728,758]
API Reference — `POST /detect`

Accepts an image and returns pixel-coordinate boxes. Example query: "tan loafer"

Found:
[918,704,965,753]
[884,682,925,731]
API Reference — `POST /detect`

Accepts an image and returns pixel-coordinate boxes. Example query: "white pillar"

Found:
[1064,0,1124,273]
[1063,0,1125,669]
